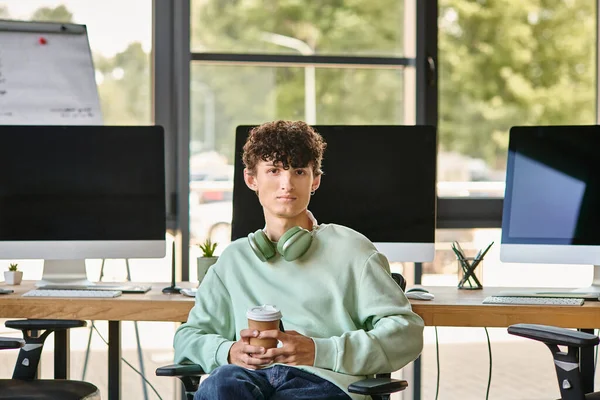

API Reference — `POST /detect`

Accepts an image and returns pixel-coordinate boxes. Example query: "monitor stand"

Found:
[36,260,93,287]
[499,265,600,299]
[569,265,600,295]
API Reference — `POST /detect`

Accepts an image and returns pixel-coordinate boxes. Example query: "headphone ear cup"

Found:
[248,230,276,262]
[277,226,313,261]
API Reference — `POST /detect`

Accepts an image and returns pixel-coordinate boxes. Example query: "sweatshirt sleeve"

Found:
[312,252,424,376]
[173,266,236,372]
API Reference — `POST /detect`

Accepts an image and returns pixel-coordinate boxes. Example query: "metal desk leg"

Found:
[109,321,122,400]
[580,328,595,394]
[54,329,69,379]
[413,262,423,400]
[413,356,421,400]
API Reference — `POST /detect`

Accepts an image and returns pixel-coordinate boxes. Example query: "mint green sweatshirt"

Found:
[174,223,424,400]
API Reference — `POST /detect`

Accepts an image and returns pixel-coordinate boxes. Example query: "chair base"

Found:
[0,380,100,400]
[554,394,600,400]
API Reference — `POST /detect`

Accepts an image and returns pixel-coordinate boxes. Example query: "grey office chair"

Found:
[157,272,411,400]
[508,323,600,400]
[0,319,100,400]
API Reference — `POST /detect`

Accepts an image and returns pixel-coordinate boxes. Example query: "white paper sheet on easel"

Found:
[0,27,102,125]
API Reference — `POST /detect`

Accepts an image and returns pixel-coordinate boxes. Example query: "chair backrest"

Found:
[391,273,407,292]
[374,272,407,400]
[508,323,599,400]
[5,319,86,380]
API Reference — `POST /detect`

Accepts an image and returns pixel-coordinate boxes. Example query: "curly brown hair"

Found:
[242,120,326,176]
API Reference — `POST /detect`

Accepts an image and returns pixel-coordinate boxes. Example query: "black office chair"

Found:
[508,323,600,400]
[157,272,412,400]
[0,319,100,400]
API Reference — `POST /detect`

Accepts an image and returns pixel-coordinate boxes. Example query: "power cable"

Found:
[434,326,440,400]
[595,329,598,372]
[484,327,492,400]
[91,324,163,400]
[433,326,493,399]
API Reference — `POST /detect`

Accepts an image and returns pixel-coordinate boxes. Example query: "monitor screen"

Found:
[232,125,437,262]
[501,125,600,265]
[0,125,166,268]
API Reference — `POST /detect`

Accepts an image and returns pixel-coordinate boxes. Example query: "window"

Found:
[438,1,596,197]
[1,0,156,280]
[191,0,407,56]
[188,0,416,277]
[0,4,163,396]
[1,0,152,126]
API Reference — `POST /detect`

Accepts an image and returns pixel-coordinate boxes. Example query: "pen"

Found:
[452,243,473,287]
[453,243,481,288]
[455,241,468,259]
[463,241,494,285]
[454,241,484,288]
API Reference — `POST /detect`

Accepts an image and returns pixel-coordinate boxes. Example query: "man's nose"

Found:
[279,171,294,190]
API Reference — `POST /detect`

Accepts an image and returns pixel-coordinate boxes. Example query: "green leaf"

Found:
[199,239,218,257]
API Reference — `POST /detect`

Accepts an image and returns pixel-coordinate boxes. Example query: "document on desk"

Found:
[0,20,102,124]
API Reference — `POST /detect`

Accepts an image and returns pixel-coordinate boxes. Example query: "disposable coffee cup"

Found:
[247,304,282,349]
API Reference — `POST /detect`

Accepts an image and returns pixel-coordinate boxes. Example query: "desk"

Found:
[0,281,196,400]
[0,283,597,399]
[412,286,600,328]
[412,286,599,397]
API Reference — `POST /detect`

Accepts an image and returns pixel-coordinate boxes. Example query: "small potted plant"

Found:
[4,263,23,285]
[197,238,218,286]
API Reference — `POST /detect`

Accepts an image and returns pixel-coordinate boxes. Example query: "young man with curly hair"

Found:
[174,120,424,400]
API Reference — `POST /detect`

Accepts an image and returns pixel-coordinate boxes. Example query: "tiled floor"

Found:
[416,340,562,400]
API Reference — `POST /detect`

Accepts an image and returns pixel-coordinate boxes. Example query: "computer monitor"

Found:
[501,125,600,295]
[232,125,437,262]
[0,125,167,286]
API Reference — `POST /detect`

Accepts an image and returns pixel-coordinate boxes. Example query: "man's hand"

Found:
[228,329,268,369]
[254,330,315,366]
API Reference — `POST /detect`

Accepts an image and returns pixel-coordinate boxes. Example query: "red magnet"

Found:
[38,37,47,45]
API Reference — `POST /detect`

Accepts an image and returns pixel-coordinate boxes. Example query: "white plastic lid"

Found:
[246,304,282,321]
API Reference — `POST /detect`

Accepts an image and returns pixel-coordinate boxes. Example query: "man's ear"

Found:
[244,169,257,191]
[312,174,321,192]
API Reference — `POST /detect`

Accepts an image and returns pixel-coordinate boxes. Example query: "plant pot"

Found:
[197,257,218,286]
[4,271,23,285]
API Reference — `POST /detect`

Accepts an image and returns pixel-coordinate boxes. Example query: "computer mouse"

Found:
[406,287,429,293]
[405,288,435,301]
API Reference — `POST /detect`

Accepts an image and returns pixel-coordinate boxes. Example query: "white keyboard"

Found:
[23,289,122,298]
[483,296,584,306]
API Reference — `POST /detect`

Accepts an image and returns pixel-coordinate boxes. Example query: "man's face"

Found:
[244,160,321,220]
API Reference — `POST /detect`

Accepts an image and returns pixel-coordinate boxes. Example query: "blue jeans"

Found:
[193,364,351,400]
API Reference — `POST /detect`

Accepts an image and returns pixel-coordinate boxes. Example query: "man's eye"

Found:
[296,170,306,175]
[268,168,278,174]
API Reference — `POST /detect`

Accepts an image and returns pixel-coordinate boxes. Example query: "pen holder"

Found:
[457,257,483,290]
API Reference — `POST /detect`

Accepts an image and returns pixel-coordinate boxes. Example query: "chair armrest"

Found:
[5,319,87,331]
[0,337,25,350]
[508,323,599,348]
[348,377,408,395]
[156,363,205,377]
[156,364,205,396]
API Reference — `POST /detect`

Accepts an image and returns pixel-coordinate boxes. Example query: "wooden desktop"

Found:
[2,283,599,327]
[1,282,598,400]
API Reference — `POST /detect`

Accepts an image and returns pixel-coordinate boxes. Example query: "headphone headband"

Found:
[248,226,313,262]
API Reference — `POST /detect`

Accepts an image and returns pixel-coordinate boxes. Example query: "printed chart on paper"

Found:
[0,25,102,125]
